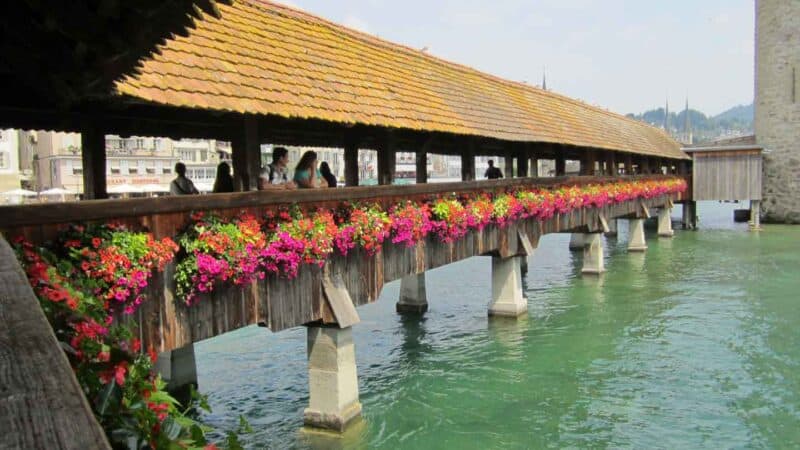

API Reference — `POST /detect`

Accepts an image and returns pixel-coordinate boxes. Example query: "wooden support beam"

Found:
[504,154,514,179]
[245,117,261,191]
[80,123,108,200]
[580,150,596,176]
[231,117,264,191]
[322,267,360,328]
[515,144,528,177]
[639,156,651,175]
[677,160,688,176]
[378,132,396,185]
[607,152,617,176]
[343,133,360,187]
[555,154,566,176]
[416,149,428,184]
[461,140,476,181]
[529,154,539,177]
[624,153,634,175]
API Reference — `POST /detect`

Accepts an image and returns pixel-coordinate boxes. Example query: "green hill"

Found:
[626,103,753,144]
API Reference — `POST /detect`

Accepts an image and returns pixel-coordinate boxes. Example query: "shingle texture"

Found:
[116,0,687,159]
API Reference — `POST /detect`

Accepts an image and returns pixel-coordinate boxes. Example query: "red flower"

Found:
[148,346,159,364]
[65,239,82,248]
[91,237,102,249]
[113,361,128,386]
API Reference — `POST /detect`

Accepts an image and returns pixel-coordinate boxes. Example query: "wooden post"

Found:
[607,152,617,175]
[504,154,514,179]
[639,156,651,175]
[416,149,428,184]
[378,132,396,185]
[529,154,539,177]
[515,146,528,178]
[624,153,634,175]
[231,117,262,191]
[80,124,108,200]
[580,150,596,176]
[555,154,566,176]
[344,134,359,187]
[461,140,475,181]
[244,117,261,191]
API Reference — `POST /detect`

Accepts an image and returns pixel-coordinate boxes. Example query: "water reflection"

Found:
[398,314,432,365]
[487,315,529,349]
[299,417,368,450]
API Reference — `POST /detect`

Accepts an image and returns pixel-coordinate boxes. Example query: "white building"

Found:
[0,129,21,191]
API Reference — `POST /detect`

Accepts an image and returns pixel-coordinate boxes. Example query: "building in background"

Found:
[22,133,234,194]
[0,129,22,191]
[756,0,800,223]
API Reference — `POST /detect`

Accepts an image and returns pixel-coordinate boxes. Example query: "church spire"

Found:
[542,67,547,91]
[684,96,693,145]
[663,97,670,131]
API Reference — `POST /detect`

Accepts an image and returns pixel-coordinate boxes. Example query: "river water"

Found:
[196,202,800,449]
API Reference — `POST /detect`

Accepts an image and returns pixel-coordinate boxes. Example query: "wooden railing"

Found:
[0,175,684,354]
[0,238,110,449]
[2,175,680,233]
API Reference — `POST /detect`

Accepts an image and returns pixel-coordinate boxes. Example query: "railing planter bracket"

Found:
[321,266,360,329]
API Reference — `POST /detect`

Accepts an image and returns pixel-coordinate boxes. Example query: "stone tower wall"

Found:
[756,0,800,223]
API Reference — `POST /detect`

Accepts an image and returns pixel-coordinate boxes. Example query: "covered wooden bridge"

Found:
[0,0,690,446]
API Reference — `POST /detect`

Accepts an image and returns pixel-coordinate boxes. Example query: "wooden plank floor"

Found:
[0,237,110,450]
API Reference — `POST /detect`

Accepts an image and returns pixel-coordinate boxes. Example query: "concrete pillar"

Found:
[488,257,527,318]
[156,344,197,396]
[396,273,428,314]
[304,325,361,432]
[657,207,674,237]
[681,201,697,230]
[581,233,605,275]
[604,218,618,237]
[749,200,762,231]
[568,232,585,251]
[627,219,648,252]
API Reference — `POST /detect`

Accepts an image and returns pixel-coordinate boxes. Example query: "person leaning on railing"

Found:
[293,150,328,189]
[170,162,200,195]
[259,146,297,190]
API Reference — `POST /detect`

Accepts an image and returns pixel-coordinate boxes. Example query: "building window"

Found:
[111,167,121,174]
[146,167,156,174]
[129,167,138,175]
[163,167,172,174]
[72,167,83,175]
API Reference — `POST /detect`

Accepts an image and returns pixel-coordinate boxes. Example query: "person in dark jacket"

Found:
[319,161,337,188]
[484,159,503,179]
[170,162,200,195]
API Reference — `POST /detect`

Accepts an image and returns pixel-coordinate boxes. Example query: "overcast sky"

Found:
[278,0,754,117]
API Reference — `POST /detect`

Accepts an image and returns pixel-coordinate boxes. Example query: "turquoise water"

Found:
[196,202,800,449]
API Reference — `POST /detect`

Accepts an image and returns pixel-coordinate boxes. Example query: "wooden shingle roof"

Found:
[115,0,687,159]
